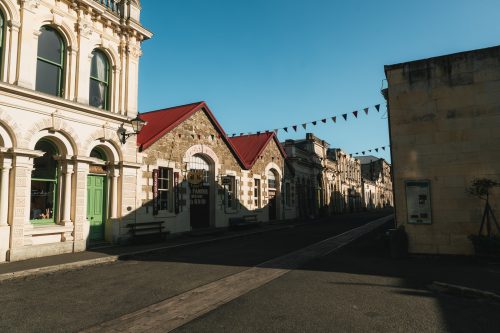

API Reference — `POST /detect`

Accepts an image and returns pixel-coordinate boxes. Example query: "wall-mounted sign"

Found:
[89,165,107,174]
[405,180,432,224]
[187,170,204,186]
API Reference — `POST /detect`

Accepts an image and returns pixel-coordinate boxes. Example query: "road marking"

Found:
[81,215,393,333]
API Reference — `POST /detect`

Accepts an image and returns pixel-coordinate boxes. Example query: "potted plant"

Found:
[467,178,500,257]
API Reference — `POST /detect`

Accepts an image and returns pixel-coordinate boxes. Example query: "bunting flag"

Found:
[353,111,358,118]
[283,127,288,132]
[292,125,297,132]
[332,116,336,123]
[211,134,215,140]
[364,107,369,115]
[362,151,365,154]
[321,119,327,123]
[368,149,372,152]
[257,131,261,135]
[302,123,307,130]
[232,134,236,137]
[382,147,386,150]
[342,114,348,121]
[375,104,381,112]
[375,148,379,152]
[312,121,317,126]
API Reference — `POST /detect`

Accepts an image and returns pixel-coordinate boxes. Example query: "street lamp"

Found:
[120,116,147,144]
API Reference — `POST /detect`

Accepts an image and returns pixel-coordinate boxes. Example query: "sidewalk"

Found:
[0,221,295,282]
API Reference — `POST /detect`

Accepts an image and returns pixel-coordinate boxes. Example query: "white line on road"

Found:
[80,215,393,333]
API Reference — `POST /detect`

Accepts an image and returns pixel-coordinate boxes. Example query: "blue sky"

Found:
[138,0,500,162]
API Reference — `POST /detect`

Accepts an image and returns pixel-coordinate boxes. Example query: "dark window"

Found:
[223,176,236,209]
[31,140,58,224]
[89,50,110,110]
[254,179,261,208]
[285,182,291,207]
[36,26,65,97]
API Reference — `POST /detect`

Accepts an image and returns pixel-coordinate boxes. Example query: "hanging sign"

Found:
[405,180,432,224]
[187,170,204,186]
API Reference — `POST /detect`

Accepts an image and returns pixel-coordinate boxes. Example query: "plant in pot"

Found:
[467,178,500,257]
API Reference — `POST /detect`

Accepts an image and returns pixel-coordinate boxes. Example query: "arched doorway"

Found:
[267,169,278,220]
[87,147,108,241]
[187,154,213,229]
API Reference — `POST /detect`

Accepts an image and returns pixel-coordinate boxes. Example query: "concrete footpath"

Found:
[0,222,295,282]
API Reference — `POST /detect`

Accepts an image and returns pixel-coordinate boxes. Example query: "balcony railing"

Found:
[93,0,122,17]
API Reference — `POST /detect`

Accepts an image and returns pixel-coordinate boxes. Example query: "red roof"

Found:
[229,132,287,169]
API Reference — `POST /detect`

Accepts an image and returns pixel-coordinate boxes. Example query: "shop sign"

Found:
[187,170,204,186]
[89,165,107,174]
[405,180,432,224]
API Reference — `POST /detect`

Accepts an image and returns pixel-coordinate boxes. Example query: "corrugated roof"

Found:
[229,132,287,169]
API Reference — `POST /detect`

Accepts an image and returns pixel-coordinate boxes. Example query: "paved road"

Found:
[174,222,500,333]
[0,211,390,333]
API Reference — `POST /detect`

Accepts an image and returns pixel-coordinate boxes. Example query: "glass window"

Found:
[268,170,276,190]
[31,140,58,224]
[223,176,236,209]
[36,26,65,97]
[89,50,110,110]
[158,167,172,211]
[254,179,261,208]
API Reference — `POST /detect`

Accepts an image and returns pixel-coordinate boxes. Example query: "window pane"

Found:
[91,50,109,81]
[30,180,55,222]
[36,60,61,96]
[89,79,107,108]
[33,140,58,179]
[38,27,63,64]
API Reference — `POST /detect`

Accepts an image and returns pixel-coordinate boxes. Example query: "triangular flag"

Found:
[368,150,372,152]
[211,134,215,140]
[375,104,380,112]
[321,119,327,123]
[353,111,358,118]
[302,123,307,130]
[382,146,386,150]
[332,116,337,123]
[364,107,369,115]
[292,125,297,132]
[362,151,365,155]
[312,121,317,126]
[342,114,347,121]
[257,131,261,135]
[265,130,270,133]
[232,134,236,137]
[283,127,288,133]
[375,148,379,152]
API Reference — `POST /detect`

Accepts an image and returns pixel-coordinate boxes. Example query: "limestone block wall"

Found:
[386,46,500,255]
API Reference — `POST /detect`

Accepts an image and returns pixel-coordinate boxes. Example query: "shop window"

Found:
[30,140,58,224]
[222,175,236,209]
[254,178,261,208]
[157,167,172,212]
[89,49,111,110]
[36,26,65,97]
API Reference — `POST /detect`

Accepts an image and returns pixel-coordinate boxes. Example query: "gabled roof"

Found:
[228,132,287,169]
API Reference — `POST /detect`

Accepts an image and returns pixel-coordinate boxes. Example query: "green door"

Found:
[87,175,107,241]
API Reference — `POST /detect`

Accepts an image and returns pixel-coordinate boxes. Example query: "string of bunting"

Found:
[230,103,383,137]
[348,144,391,157]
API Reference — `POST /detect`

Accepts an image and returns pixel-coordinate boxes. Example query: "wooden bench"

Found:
[127,221,170,243]
[228,215,261,229]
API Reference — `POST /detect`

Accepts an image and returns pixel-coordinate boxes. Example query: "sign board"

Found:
[152,169,159,215]
[405,180,432,224]
[187,170,204,186]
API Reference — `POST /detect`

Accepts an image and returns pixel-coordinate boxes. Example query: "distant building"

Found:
[357,156,393,208]
[385,45,500,255]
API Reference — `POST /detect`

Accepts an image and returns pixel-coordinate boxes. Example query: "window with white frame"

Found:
[222,175,237,209]
[157,167,172,212]
[254,178,261,208]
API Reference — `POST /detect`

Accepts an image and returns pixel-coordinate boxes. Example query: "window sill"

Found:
[25,224,73,236]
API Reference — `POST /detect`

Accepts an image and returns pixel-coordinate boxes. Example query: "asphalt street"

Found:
[0,211,390,333]
[174,222,500,333]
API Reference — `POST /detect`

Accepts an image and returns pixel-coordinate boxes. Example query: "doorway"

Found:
[187,154,213,229]
[87,174,107,241]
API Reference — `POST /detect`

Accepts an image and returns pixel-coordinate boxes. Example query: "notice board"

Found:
[405,180,432,224]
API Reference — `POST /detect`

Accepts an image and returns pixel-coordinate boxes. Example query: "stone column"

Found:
[110,168,119,219]
[61,164,74,226]
[0,158,12,262]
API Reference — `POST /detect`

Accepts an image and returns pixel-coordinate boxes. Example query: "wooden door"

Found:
[190,184,210,229]
[87,175,107,241]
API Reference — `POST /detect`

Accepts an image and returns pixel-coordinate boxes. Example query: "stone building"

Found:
[385,45,500,255]
[0,0,151,261]
[282,133,364,217]
[357,155,393,208]
[135,102,288,235]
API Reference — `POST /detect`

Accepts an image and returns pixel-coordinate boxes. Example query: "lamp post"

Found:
[120,116,147,144]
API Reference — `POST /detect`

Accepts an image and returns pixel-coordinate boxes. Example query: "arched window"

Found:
[36,26,65,97]
[267,170,277,190]
[89,50,111,110]
[31,140,59,224]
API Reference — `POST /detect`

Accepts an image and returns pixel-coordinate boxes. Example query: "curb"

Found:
[430,281,500,302]
[0,224,294,283]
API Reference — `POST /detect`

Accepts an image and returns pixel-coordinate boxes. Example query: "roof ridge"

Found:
[140,101,204,115]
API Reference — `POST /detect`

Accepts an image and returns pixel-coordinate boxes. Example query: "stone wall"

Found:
[386,46,500,255]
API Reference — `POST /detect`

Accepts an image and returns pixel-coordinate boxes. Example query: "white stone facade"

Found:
[0,0,151,261]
